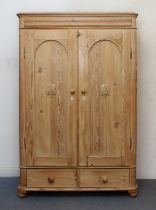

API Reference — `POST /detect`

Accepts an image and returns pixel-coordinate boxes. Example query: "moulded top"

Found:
[17,12,138,29]
[17,12,138,18]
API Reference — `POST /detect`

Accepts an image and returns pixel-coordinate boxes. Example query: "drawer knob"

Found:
[48,176,55,183]
[99,176,108,184]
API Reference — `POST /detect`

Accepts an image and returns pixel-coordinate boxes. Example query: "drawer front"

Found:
[27,169,77,188]
[79,169,129,188]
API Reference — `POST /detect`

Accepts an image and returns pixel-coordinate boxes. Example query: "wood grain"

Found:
[23,30,78,167]
[17,13,138,29]
[18,13,137,197]
[79,29,131,167]
[79,169,129,188]
[27,169,77,187]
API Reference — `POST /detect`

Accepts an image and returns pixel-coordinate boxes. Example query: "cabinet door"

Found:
[23,30,77,166]
[79,29,131,166]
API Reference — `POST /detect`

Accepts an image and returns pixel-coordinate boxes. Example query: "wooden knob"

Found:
[114,121,119,128]
[101,176,108,183]
[81,90,86,94]
[48,176,55,183]
[99,176,108,184]
[70,89,75,94]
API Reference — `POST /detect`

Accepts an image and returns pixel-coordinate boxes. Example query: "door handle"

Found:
[70,89,75,94]
[81,90,86,95]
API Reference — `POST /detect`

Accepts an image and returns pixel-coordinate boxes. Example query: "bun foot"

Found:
[128,189,138,198]
[17,186,27,198]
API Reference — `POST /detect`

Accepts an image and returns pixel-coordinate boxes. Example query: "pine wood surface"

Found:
[17,13,137,29]
[18,13,138,197]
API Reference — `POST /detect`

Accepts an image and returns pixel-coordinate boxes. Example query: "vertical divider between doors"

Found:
[77,29,80,169]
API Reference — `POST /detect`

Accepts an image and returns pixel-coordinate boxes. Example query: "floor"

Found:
[0,179,155,210]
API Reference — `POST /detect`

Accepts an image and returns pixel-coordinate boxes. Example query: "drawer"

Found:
[79,169,129,188]
[27,169,77,188]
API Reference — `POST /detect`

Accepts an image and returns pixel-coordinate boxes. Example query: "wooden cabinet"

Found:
[17,13,138,198]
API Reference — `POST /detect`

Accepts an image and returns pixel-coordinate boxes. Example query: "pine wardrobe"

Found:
[17,13,138,197]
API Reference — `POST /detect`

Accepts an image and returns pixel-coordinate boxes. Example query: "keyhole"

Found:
[114,121,119,128]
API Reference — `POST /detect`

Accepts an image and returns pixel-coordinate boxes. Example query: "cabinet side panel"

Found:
[129,168,137,187]
[130,29,137,167]
[19,29,26,168]
[19,29,27,191]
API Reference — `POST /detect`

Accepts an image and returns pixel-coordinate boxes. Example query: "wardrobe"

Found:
[17,13,138,197]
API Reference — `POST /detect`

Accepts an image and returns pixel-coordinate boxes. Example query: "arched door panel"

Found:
[25,30,78,166]
[79,30,131,166]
